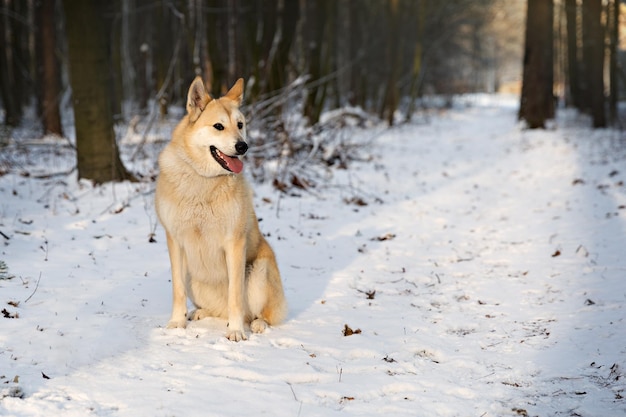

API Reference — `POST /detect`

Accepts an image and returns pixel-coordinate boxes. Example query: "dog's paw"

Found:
[166,319,187,329]
[226,324,248,342]
[226,328,248,342]
[188,309,212,321]
[250,318,268,334]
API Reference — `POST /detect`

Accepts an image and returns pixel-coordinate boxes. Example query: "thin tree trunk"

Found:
[121,0,137,114]
[335,0,350,108]
[347,0,363,107]
[0,1,19,126]
[11,0,28,118]
[136,0,152,112]
[227,0,237,84]
[303,0,331,125]
[0,0,24,126]
[565,0,580,109]
[303,0,323,124]
[608,0,618,125]
[206,0,227,95]
[381,0,400,125]
[519,0,554,129]
[244,0,262,101]
[583,0,605,127]
[581,0,592,112]
[156,0,170,117]
[266,0,299,93]
[406,0,426,121]
[109,0,123,119]
[35,0,63,136]
[64,0,134,183]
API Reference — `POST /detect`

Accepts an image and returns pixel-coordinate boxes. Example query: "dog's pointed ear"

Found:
[187,76,211,122]
[225,78,244,106]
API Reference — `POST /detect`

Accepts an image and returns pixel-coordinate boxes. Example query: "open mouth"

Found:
[210,146,243,174]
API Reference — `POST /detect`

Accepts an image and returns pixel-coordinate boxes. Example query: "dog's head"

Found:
[181,77,248,177]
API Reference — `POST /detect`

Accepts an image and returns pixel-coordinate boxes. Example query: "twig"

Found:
[24,272,42,303]
[0,230,9,240]
[287,382,298,401]
[286,383,303,417]
[30,167,76,179]
[40,239,49,261]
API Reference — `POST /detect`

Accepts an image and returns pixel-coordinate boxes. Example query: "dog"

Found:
[155,77,287,341]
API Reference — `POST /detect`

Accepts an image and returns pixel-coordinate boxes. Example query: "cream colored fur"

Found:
[155,77,287,342]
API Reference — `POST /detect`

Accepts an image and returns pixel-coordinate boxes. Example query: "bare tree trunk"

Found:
[303,0,331,125]
[155,0,171,117]
[11,0,28,119]
[206,0,228,95]
[35,0,63,136]
[347,0,365,108]
[335,0,350,108]
[227,0,237,84]
[244,0,263,101]
[608,0,618,125]
[565,0,580,109]
[406,0,426,121]
[0,0,24,126]
[582,0,605,128]
[580,0,592,112]
[64,0,134,183]
[108,0,123,119]
[121,0,137,115]
[0,2,17,126]
[381,0,400,125]
[136,0,153,113]
[519,0,554,129]
[266,0,299,93]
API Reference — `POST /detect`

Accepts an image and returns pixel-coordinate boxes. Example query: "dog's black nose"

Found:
[235,141,248,155]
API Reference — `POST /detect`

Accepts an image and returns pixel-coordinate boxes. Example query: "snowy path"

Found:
[1,99,625,416]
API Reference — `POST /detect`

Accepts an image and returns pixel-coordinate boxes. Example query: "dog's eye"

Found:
[213,123,224,131]
[237,122,244,130]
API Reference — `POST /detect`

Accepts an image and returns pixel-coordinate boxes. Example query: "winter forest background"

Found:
[1,2,626,415]
[1,0,623,185]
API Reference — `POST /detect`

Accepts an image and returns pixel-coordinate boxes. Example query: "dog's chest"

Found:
[180,195,234,237]
[164,180,245,239]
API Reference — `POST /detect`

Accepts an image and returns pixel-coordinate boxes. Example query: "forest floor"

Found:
[1,96,625,417]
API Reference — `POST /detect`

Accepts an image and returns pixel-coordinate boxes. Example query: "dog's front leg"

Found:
[225,237,247,341]
[165,232,188,328]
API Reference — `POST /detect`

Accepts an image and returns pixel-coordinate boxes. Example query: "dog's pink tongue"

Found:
[225,155,243,173]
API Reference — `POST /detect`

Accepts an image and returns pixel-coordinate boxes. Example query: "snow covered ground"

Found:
[1,97,625,417]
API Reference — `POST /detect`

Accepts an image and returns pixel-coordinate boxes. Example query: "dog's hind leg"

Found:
[247,240,287,333]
